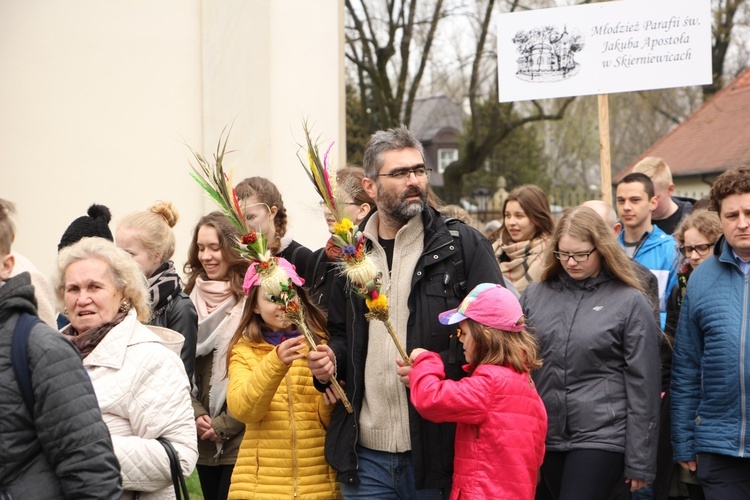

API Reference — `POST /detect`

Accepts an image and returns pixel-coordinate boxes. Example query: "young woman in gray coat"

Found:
[521,206,661,500]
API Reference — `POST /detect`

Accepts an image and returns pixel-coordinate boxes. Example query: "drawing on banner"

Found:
[513,26,585,82]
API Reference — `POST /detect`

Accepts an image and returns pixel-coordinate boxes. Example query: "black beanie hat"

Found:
[58,204,114,251]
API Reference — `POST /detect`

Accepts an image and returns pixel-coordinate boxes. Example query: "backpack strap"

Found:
[12,313,42,418]
[442,217,468,365]
[443,217,468,298]
[290,244,303,266]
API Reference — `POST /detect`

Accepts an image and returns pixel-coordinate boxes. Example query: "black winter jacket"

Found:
[304,247,338,313]
[0,273,122,499]
[279,239,313,285]
[148,291,198,381]
[321,207,505,490]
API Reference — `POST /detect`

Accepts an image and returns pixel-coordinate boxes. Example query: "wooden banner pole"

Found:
[598,94,612,204]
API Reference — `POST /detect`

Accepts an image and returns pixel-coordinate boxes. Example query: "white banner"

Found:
[497,0,712,102]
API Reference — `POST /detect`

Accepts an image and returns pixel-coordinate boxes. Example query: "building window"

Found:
[438,148,459,174]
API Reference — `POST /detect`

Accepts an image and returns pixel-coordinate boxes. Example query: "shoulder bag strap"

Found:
[12,313,42,418]
[156,437,190,499]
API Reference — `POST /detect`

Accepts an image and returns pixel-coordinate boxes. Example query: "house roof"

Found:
[408,96,463,142]
[616,68,750,181]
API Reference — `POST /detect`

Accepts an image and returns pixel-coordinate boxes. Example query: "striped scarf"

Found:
[147,261,182,317]
[495,236,548,294]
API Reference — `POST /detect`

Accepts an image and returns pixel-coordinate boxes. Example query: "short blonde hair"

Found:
[633,157,673,189]
[117,201,179,263]
[0,199,16,256]
[56,237,151,322]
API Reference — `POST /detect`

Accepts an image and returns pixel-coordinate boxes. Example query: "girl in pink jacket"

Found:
[408,283,547,500]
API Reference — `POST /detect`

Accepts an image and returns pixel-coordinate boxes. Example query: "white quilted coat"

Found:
[74,310,199,499]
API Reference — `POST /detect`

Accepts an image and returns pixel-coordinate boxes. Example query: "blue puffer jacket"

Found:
[618,225,678,327]
[671,236,750,461]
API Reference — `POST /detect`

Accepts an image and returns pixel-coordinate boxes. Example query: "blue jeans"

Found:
[630,483,652,500]
[340,445,448,500]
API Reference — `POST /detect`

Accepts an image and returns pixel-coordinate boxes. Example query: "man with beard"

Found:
[308,125,505,499]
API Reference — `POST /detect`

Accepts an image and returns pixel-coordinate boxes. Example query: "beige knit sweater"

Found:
[358,213,424,453]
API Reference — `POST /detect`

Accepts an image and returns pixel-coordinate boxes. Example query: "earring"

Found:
[119,300,131,313]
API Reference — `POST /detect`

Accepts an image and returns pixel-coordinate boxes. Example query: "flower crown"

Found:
[240,231,304,300]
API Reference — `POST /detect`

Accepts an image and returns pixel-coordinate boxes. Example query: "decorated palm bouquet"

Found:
[299,123,410,365]
[189,131,353,413]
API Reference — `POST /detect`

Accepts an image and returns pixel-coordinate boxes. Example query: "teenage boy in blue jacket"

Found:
[616,172,679,328]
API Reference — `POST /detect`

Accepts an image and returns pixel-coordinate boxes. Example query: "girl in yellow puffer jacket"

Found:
[225,259,340,499]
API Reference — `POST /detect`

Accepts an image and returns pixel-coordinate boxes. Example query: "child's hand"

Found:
[409,348,427,363]
[277,336,306,365]
[396,358,412,387]
[308,344,335,383]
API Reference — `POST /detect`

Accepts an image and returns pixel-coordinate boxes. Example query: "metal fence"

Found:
[469,188,709,224]
[471,190,602,224]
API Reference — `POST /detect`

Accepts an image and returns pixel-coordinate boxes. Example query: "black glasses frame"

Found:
[376,166,432,180]
[318,200,359,207]
[553,248,597,262]
[678,242,715,257]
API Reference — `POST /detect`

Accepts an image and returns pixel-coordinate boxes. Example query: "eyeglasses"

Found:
[455,327,462,339]
[678,242,715,256]
[318,201,359,207]
[553,248,597,262]
[376,167,432,181]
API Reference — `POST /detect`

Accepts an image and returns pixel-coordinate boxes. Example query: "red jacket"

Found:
[409,352,547,500]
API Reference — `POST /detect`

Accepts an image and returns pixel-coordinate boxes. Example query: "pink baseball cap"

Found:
[439,283,525,332]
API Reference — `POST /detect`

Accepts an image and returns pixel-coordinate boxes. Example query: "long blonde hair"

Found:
[539,206,644,293]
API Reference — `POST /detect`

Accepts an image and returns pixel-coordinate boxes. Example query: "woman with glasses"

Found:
[490,184,555,294]
[235,177,313,282]
[653,209,721,500]
[521,206,661,500]
[306,165,374,311]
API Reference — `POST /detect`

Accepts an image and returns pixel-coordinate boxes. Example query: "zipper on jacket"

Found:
[741,274,749,457]
[286,373,299,495]
[349,292,362,472]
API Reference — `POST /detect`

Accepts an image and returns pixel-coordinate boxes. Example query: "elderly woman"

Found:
[57,237,198,500]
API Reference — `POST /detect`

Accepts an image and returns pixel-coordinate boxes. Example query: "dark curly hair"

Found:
[710,166,750,213]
